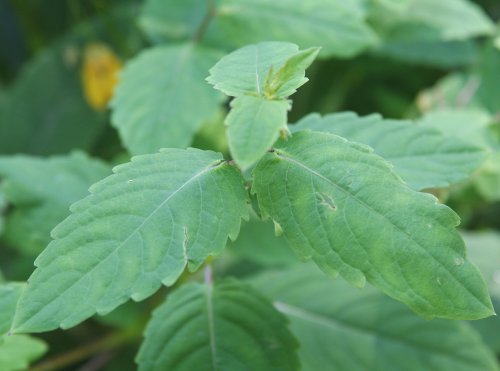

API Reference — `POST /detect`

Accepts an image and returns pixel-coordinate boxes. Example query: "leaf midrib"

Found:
[274,150,490,313]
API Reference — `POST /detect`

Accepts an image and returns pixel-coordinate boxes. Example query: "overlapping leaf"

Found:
[252,131,493,319]
[137,279,299,371]
[250,265,498,371]
[293,112,487,190]
[11,148,249,333]
[111,43,224,155]
[0,152,111,255]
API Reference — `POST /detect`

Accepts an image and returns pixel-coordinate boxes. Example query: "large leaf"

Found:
[0,283,47,371]
[293,112,487,190]
[252,131,493,319]
[210,0,376,58]
[111,43,224,155]
[137,279,299,371]
[225,95,289,170]
[477,42,500,115]
[0,152,111,255]
[250,265,499,371]
[11,148,249,333]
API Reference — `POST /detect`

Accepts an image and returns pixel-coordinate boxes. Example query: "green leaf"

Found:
[111,43,224,155]
[463,231,500,300]
[0,335,47,371]
[477,42,500,115]
[252,131,493,319]
[418,108,494,148]
[136,279,299,371]
[264,47,320,99]
[0,283,24,335]
[0,283,47,370]
[226,95,290,170]
[293,112,487,190]
[207,42,301,97]
[0,193,5,236]
[11,148,249,333]
[139,0,209,42]
[0,152,111,256]
[0,41,105,155]
[210,0,376,58]
[250,265,499,371]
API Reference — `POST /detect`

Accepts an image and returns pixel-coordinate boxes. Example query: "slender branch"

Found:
[30,327,141,371]
[193,0,216,43]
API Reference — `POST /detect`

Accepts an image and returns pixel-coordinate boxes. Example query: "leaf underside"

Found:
[137,279,299,371]
[252,131,493,320]
[11,148,249,333]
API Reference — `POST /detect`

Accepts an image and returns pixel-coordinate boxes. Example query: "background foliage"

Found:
[0,0,499,370]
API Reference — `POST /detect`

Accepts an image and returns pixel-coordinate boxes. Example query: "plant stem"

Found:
[30,326,141,371]
[193,0,216,43]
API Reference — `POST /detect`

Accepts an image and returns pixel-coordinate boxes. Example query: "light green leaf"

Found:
[139,0,209,42]
[0,283,47,371]
[418,107,494,148]
[0,283,24,335]
[111,43,224,155]
[250,265,499,371]
[0,335,47,371]
[0,152,111,256]
[207,42,300,97]
[252,131,493,319]
[371,0,494,41]
[11,148,249,333]
[211,0,376,58]
[293,112,487,190]
[226,95,289,170]
[136,279,299,371]
[463,231,500,300]
[472,152,500,202]
[477,42,500,115]
[462,231,500,353]
[264,47,320,99]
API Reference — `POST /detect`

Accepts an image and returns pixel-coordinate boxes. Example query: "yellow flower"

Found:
[81,43,121,111]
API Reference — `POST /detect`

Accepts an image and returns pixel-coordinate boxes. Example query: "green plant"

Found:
[1,0,500,370]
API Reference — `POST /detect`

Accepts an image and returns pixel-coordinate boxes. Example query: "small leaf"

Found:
[252,131,493,319]
[264,47,320,99]
[250,265,499,371]
[111,43,224,155]
[136,279,299,371]
[0,152,111,255]
[11,148,249,333]
[226,95,289,170]
[293,112,487,190]
[207,42,300,97]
